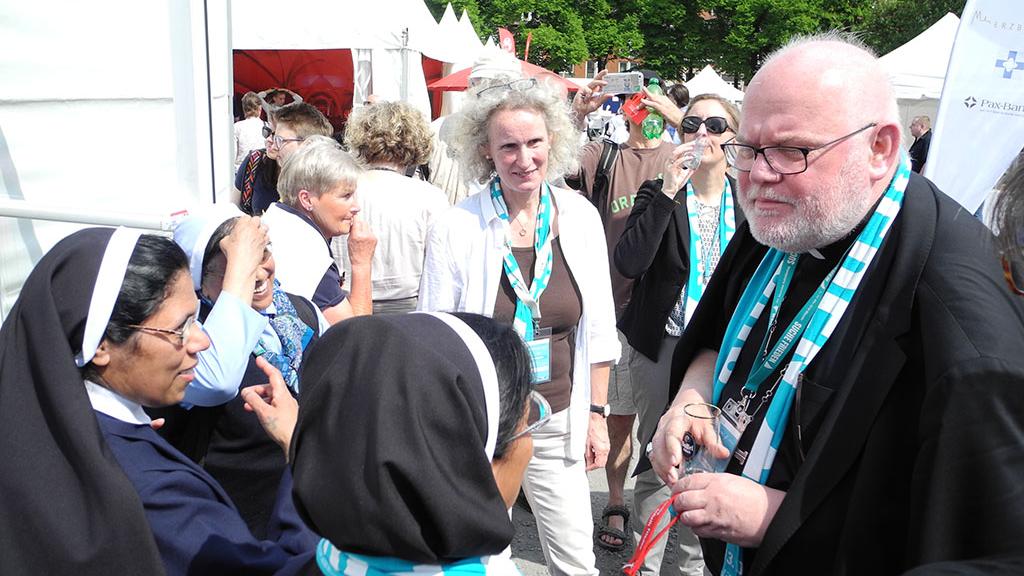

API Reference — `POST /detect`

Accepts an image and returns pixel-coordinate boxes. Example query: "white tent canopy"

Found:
[685,65,744,102]
[879,12,959,143]
[232,0,468,117]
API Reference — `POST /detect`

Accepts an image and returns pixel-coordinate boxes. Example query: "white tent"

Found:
[436,5,486,116]
[232,0,466,118]
[685,65,744,102]
[879,13,959,144]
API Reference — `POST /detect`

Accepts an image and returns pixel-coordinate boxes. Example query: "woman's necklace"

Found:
[512,210,535,237]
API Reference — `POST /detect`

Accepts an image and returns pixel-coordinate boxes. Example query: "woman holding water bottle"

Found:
[613,93,744,575]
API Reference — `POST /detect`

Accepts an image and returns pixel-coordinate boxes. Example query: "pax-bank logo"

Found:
[996,50,1024,79]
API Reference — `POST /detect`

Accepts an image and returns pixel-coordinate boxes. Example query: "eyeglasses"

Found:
[262,125,273,139]
[498,390,552,449]
[127,315,197,347]
[475,77,537,98]
[722,123,877,175]
[681,116,731,135]
[270,134,304,149]
[1002,255,1024,296]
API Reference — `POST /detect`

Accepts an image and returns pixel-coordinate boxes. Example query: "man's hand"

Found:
[241,356,299,461]
[640,87,684,129]
[650,390,729,485]
[585,413,611,471]
[346,215,377,268]
[673,472,786,548]
[571,70,613,129]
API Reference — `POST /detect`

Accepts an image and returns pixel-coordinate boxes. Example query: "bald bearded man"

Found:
[642,33,1024,576]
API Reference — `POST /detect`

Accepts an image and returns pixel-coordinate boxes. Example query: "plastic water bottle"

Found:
[641,78,665,140]
[685,134,707,170]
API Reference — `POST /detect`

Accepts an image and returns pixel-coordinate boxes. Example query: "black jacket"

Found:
[659,173,1024,575]
[614,175,744,361]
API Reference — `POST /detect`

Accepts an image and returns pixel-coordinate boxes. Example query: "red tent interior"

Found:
[234,50,449,129]
[233,49,354,134]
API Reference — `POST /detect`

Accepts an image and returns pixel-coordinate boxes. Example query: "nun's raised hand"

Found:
[241,356,298,461]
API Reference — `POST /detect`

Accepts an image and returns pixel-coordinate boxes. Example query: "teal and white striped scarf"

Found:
[489,178,554,341]
[683,179,737,325]
[712,153,911,576]
[315,539,523,575]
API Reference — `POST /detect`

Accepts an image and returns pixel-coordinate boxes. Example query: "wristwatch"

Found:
[590,403,610,418]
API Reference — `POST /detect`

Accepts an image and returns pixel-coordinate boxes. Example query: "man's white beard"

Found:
[740,159,876,253]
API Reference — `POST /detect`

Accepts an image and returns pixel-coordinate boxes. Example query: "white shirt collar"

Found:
[84,380,152,425]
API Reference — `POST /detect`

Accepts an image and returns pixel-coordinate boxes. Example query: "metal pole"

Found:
[0,198,176,231]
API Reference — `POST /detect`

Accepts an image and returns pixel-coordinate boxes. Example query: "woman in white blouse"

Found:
[418,77,619,576]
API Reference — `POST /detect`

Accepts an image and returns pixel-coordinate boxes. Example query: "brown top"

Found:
[493,238,582,413]
[577,140,676,317]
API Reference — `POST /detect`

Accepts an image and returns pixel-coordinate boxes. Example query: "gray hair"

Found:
[277,135,362,205]
[994,150,1024,264]
[443,77,580,184]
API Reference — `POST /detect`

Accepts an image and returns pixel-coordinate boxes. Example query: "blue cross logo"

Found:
[995,51,1024,79]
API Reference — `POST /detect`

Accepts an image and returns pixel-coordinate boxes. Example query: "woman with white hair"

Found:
[418,77,619,576]
[261,135,377,324]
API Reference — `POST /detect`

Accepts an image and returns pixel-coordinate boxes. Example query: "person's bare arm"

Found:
[585,361,612,471]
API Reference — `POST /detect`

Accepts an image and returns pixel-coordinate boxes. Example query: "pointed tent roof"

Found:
[879,12,959,100]
[685,65,744,102]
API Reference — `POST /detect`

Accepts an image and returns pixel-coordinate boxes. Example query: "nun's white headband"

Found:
[75,227,143,367]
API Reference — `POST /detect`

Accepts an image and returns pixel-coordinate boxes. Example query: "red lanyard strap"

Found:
[623,497,679,576]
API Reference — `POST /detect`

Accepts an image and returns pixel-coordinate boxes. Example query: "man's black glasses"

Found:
[722,123,877,175]
[262,125,273,139]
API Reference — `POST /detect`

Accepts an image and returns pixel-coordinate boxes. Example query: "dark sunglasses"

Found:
[681,116,731,135]
[262,125,274,139]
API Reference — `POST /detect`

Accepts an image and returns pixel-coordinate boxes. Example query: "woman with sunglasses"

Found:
[0,228,316,575]
[419,77,619,576]
[266,312,540,575]
[613,93,746,575]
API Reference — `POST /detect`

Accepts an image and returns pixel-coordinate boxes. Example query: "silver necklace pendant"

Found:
[518,228,527,237]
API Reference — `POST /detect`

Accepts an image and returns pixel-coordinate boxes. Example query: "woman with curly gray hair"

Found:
[340,101,449,314]
[418,77,620,576]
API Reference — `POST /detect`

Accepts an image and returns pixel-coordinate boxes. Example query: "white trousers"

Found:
[521,409,598,576]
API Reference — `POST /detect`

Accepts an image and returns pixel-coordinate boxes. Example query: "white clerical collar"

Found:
[807,248,825,260]
[84,380,152,425]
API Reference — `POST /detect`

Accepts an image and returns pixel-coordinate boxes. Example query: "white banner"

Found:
[924,0,1024,213]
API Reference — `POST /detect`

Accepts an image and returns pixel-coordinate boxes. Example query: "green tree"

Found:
[859,0,964,55]
[577,0,645,68]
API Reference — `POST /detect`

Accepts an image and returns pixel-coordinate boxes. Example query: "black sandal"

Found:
[595,504,630,552]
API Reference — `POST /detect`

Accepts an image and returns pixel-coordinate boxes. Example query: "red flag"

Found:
[524,32,533,62]
[498,28,516,56]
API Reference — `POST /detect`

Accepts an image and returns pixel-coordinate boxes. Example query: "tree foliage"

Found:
[424,0,965,81]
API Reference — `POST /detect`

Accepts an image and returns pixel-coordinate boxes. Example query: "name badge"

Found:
[719,397,749,459]
[526,327,552,384]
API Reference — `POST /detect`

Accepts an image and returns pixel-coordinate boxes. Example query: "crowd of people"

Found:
[2,32,1024,576]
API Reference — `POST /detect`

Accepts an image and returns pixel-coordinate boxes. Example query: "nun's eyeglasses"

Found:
[499,390,552,449]
[127,315,196,347]
[475,77,537,98]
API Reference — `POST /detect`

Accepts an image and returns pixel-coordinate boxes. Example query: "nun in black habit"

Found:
[263,312,542,576]
[0,227,316,576]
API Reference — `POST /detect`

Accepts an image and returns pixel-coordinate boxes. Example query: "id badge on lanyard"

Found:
[526,326,552,385]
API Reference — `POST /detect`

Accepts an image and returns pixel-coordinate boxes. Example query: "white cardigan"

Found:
[418,185,620,461]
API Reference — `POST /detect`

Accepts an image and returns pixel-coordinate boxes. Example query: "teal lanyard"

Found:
[489,178,554,340]
[743,252,843,395]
